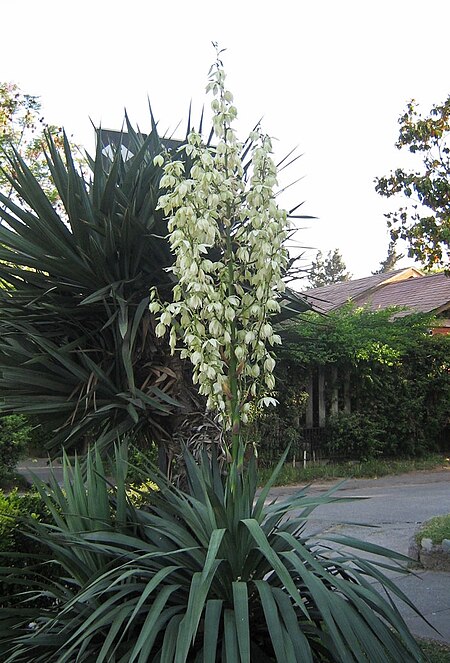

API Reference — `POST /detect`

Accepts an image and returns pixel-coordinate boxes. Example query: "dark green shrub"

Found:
[0,489,48,552]
[0,445,426,662]
[25,416,54,456]
[324,412,384,461]
[358,334,450,457]
[125,442,159,484]
[249,362,309,466]
[0,488,51,607]
[275,309,450,461]
[0,415,31,478]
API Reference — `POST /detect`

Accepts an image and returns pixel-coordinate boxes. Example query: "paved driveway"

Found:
[273,470,450,642]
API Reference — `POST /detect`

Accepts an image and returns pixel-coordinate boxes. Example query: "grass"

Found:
[420,639,450,662]
[416,513,450,545]
[258,453,450,486]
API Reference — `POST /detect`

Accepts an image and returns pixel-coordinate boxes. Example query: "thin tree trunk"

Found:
[344,370,351,413]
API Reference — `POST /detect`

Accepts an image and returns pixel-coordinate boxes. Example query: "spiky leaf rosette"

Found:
[0,447,426,662]
[0,118,187,453]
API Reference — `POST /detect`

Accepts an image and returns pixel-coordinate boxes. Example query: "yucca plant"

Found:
[0,445,426,662]
[0,54,426,663]
[0,111,310,461]
[0,117,197,456]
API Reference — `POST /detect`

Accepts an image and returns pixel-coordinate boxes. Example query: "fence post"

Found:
[318,367,326,428]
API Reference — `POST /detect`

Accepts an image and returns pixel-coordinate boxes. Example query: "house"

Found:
[303,268,450,334]
[296,268,450,439]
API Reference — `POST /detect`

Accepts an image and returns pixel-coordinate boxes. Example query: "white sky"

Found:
[3,0,450,280]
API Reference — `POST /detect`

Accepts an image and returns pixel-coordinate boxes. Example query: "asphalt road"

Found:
[273,470,450,643]
[17,457,65,485]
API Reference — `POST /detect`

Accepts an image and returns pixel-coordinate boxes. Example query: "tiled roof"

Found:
[302,268,419,313]
[355,272,450,314]
[302,268,450,315]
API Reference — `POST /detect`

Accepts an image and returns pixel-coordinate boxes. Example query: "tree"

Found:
[372,239,404,274]
[0,82,71,202]
[276,306,449,458]
[308,248,351,287]
[375,96,450,271]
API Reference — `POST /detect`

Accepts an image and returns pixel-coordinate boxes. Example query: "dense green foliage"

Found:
[324,412,383,461]
[0,446,425,662]
[0,415,31,478]
[0,488,50,606]
[0,489,45,555]
[249,361,308,467]
[256,307,450,463]
[375,96,450,271]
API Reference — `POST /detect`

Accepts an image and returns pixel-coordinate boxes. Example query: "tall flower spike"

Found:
[155,51,290,462]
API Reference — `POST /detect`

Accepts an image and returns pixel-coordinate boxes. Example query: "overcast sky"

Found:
[3,0,449,281]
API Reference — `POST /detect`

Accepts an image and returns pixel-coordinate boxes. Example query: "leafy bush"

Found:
[0,445,426,662]
[0,415,31,478]
[0,488,51,606]
[249,362,309,467]
[358,334,450,457]
[125,443,159,484]
[126,479,159,507]
[25,416,54,456]
[0,490,43,553]
[274,309,450,461]
[323,412,384,461]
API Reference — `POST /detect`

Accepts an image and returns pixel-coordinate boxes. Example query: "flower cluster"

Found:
[152,54,290,432]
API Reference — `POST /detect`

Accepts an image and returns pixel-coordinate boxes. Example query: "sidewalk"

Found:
[17,457,65,485]
[390,570,450,643]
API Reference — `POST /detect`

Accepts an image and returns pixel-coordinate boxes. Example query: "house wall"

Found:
[432,327,450,335]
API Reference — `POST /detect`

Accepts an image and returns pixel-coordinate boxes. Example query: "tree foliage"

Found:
[0,82,73,202]
[308,248,351,288]
[0,415,30,478]
[372,239,404,274]
[281,305,434,367]
[375,96,450,271]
